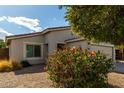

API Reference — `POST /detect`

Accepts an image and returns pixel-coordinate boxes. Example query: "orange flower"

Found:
[91,51,96,57]
[70,46,76,54]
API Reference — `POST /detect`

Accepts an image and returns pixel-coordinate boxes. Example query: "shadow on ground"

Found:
[14,64,46,75]
[14,61,124,75]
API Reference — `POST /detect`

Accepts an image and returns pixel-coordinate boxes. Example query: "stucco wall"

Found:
[8,29,115,65]
[66,40,88,49]
[9,29,77,64]
[44,29,78,54]
[9,35,44,64]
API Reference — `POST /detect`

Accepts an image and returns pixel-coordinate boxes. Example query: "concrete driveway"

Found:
[114,61,124,73]
[108,61,124,88]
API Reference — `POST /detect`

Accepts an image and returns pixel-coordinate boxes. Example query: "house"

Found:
[5,26,115,65]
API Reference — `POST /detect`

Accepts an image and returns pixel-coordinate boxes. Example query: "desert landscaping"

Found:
[0,62,123,88]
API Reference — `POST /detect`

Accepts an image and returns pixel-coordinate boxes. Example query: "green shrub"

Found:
[47,47,114,88]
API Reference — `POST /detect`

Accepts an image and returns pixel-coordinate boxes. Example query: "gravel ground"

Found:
[0,65,52,88]
[108,72,124,88]
[0,62,124,88]
[107,62,124,88]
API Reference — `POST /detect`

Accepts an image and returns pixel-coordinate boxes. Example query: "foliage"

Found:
[47,47,114,88]
[11,61,22,70]
[65,6,124,46]
[0,60,22,72]
[0,39,5,48]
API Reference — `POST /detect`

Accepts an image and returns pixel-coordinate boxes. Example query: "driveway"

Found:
[108,61,124,88]
[114,61,124,73]
[0,65,52,88]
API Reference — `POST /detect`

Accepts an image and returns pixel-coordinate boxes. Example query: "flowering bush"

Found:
[47,47,114,88]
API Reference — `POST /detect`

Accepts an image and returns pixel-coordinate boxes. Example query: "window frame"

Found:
[23,42,43,60]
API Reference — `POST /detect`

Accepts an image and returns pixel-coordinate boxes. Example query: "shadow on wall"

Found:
[14,64,46,75]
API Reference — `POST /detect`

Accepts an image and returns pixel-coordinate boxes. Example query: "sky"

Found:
[0,5,69,40]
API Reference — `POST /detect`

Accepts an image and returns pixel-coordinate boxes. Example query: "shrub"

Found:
[11,61,22,70]
[0,60,22,72]
[20,60,32,67]
[47,47,114,88]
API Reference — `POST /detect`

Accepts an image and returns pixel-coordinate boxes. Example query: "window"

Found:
[26,44,42,58]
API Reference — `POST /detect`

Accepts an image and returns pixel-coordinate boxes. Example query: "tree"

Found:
[0,39,5,48]
[65,6,124,46]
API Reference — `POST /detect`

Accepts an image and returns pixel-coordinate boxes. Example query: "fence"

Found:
[0,48,9,60]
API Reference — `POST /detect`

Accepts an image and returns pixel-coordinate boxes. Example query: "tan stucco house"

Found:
[6,26,115,65]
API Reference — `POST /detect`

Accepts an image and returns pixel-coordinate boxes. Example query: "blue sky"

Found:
[0,5,68,39]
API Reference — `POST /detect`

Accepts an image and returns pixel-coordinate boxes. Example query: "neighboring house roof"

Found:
[6,26,71,45]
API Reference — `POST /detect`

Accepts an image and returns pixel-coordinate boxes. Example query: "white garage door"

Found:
[89,44,115,61]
